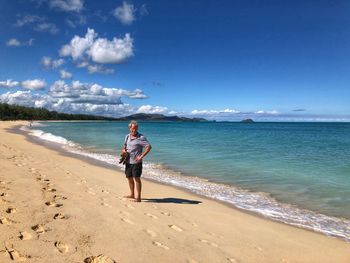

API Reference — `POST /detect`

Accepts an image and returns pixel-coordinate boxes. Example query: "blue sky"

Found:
[0,0,349,121]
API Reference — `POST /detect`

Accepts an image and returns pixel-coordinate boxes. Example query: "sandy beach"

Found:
[0,121,349,263]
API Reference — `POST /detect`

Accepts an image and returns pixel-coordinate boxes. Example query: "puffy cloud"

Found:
[0,79,20,88]
[60,28,97,60]
[6,39,21,47]
[41,56,65,69]
[59,69,73,79]
[0,80,148,117]
[113,2,135,25]
[60,28,133,67]
[49,0,84,12]
[35,22,59,34]
[21,79,47,90]
[0,90,39,107]
[88,34,133,64]
[137,105,168,114]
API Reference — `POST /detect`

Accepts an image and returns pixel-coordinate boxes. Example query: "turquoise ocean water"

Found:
[24,121,350,241]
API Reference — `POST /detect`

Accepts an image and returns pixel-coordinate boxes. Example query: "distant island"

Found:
[241,118,254,123]
[0,103,208,122]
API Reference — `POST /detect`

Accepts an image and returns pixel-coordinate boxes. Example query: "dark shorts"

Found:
[125,163,143,178]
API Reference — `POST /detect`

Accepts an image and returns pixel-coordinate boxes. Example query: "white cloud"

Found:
[35,22,59,34]
[14,15,44,27]
[14,15,58,35]
[21,79,47,90]
[60,28,97,60]
[60,28,133,65]
[254,110,279,115]
[59,69,73,79]
[0,90,40,108]
[41,56,65,69]
[87,64,114,74]
[0,80,148,117]
[6,39,21,47]
[113,2,135,25]
[137,105,168,114]
[0,79,20,88]
[66,15,86,28]
[88,33,133,64]
[49,0,84,12]
[6,38,35,47]
[191,108,240,115]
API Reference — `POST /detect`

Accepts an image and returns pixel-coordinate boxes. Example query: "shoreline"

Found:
[19,121,350,242]
[1,120,349,262]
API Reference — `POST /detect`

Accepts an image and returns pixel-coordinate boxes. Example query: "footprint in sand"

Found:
[168,225,183,232]
[199,239,218,248]
[55,241,69,253]
[31,224,46,234]
[101,189,109,194]
[84,254,116,263]
[28,168,38,174]
[6,207,17,214]
[45,201,63,207]
[6,247,28,261]
[160,211,170,216]
[145,213,158,219]
[42,187,56,192]
[53,213,69,220]
[19,231,32,240]
[53,195,67,201]
[0,217,16,225]
[0,198,11,204]
[120,218,134,225]
[144,229,157,237]
[152,241,169,250]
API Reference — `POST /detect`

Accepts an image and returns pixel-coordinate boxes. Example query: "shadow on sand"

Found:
[143,197,202,204]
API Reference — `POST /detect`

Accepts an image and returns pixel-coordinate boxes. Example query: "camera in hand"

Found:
[119,152,129,165]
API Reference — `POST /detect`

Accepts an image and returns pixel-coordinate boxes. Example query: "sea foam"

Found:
[23,125,350,242]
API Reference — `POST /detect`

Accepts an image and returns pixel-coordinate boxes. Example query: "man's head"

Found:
[128,120,138,136]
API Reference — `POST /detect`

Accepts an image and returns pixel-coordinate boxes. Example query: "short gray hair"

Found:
[128,120,138,128]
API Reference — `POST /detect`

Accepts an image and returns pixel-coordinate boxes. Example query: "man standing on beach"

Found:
[121,120,152,202]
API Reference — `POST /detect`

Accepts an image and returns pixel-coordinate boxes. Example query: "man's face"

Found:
[129,124,138,136]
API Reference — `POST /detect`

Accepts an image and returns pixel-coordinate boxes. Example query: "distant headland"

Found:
[241,118,255,123]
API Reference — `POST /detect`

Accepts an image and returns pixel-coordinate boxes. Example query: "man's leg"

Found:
[125,177,135,198]
[134,177,142,202]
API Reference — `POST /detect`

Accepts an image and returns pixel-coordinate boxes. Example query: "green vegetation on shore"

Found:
[0,103,207,122]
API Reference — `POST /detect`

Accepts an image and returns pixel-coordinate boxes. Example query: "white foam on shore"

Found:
[23,126,350,242]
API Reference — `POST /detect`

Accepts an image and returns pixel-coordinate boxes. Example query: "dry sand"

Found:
[0,121,349,263]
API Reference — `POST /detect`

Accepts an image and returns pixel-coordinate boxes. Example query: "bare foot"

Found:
[131,198,141,202]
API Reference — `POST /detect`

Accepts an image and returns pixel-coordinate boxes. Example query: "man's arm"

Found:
[135,145,152,161]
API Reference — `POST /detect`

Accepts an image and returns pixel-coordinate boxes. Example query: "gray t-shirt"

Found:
[125,133,150,164]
